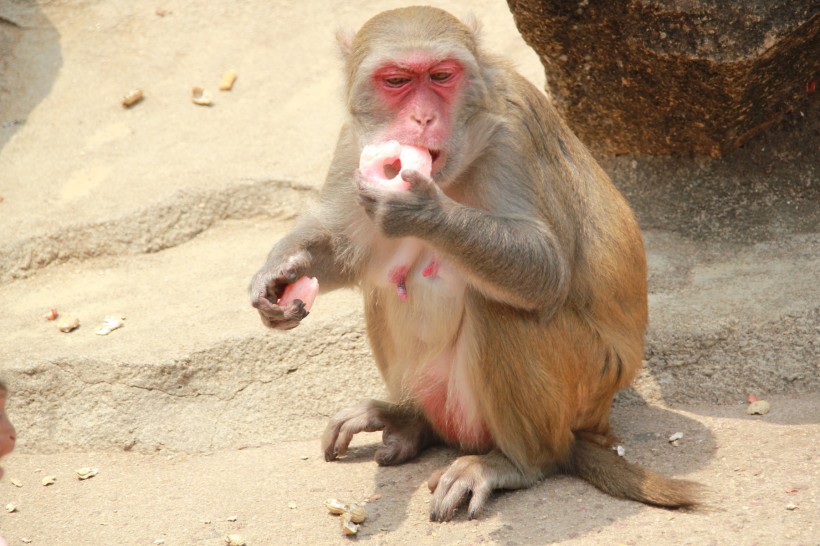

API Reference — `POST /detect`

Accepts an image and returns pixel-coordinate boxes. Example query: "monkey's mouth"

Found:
[429,149,444,173]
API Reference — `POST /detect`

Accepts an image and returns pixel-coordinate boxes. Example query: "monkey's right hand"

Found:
[249,255,310,330]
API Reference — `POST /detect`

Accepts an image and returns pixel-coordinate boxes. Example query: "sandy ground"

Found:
[0,396,817,545]
[0,1,817,545]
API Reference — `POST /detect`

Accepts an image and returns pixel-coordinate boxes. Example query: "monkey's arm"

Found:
[249,215,355,330]
[357,170,570,314]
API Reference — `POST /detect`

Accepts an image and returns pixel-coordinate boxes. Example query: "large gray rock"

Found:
[508,0,819,156]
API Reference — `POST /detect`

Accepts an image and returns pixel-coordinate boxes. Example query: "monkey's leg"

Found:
[322,400,438,465]
[428,450,543,522]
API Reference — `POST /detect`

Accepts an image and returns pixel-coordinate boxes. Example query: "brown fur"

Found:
[250,6,700,521]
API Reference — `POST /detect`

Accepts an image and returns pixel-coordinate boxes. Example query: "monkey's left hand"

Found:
[356,169,446,238]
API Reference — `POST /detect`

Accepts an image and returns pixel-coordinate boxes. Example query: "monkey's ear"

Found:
[336,29,355,58]
[461,12,482,37]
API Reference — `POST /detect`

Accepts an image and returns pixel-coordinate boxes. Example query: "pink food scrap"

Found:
[278,276,319,311]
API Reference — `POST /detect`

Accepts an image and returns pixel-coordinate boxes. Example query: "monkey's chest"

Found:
[363,237,465,351]
[364,238,452,303]
[362,237,492,452]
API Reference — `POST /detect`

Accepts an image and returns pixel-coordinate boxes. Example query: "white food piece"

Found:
[219,70,237,91]
[340,512,359,535]
[324,498,348,515]
[224,534,246,546]
[359,140,432,190]
[95,316,125,336]
[192,87,213,106]
[58,316,80,333]
[348,502,366,524]
[76,467,99,480]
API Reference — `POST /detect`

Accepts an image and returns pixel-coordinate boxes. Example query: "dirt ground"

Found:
[0,396,818,545]
[0,1,817,545]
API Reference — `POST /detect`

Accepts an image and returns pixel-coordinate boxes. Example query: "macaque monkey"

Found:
[250,6,700,521]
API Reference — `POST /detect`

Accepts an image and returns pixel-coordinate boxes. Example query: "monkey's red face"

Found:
[372,52,465,173]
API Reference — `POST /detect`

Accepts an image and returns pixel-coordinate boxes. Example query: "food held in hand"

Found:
[278,276,319,311]
[359,140,432,189]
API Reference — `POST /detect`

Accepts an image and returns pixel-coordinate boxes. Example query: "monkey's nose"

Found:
[412,112,436,127]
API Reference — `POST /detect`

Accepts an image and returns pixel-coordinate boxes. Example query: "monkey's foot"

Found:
[376,415,437,466]
[322,402,386,461]
[428,451,541,521]
[322,400,435,465]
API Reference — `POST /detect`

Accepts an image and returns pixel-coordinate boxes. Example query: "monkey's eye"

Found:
[384,76,411,88]
[430,72,453,83]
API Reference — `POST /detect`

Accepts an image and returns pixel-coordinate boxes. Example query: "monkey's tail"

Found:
[564,439,702,508]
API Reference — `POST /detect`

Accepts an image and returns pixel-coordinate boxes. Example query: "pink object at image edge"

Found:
[278,276,319,311]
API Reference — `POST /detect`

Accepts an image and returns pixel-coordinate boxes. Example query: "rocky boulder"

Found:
[507,0,818,157]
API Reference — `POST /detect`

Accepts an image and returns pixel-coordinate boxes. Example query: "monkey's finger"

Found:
[427,467,447,492]
[355,191,378,209]
[322,408,361,461]
[430,477,471,522]
[400,169,435,195]
[333,409,387,457]
[467,481,492,520]
[353,168,368,187]
[254,297,309,330]
[399,168,429,184]
[321,425,342,461]
[254,296,285,318]
[271,317,304,331]
[355,171,377,194]
[280,300,309,324]
[355,186,382,216]
[332,423,359,458]
[322,425,346,461]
